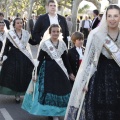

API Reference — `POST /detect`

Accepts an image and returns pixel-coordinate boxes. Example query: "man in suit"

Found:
[29,16,34,34]
[29,15,38,34]
[0,13,10,30]
[33,0,69,46]
[91,10,100,29]
[81,16,92,39]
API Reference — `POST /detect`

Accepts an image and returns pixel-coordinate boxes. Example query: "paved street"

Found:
[0,95,48,120]
[0,95,64,120]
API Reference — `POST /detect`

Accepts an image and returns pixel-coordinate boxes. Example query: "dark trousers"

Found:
[83,28,89,39]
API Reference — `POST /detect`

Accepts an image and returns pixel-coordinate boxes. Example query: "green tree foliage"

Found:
[33,0,46,15]
[78,4,90,14]
[0,0,46,17]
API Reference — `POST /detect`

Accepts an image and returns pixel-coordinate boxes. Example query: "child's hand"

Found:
[32,76,38,82]
[83,86,88,92]
[69,73,75,81]
[0,61,3,66]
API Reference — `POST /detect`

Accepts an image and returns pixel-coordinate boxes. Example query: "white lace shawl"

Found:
[0,32,7,42]
[39,39,67,59]
[7,29,30,48]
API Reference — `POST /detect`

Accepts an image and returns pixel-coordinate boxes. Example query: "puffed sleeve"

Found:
[37,49,45,75]
[3,38,11,56]
[0,41,3,52]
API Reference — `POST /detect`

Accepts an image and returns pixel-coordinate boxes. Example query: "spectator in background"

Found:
[77,18,80,31]
[33,0,69,46]
[66,16,73,35]
[98,13,103,26]
[65,14,68,18]
[0,13,10,30]
[29,15,35,34]
[91,9,100,29]
[8,17,11,23]
[79,16,83,32]
[88,16,92,23]
[81,16,92,39]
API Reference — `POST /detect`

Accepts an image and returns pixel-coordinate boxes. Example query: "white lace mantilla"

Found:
[40,39,67,59]
[21,29,30,47]
[7,29,30,48]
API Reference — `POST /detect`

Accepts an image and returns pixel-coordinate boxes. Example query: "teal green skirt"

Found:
[0,86,24,95]
[22,61,70,116]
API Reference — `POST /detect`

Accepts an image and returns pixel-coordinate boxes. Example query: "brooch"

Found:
[49,46,53,51]
[13,36,16,39]
[106,39,111,44]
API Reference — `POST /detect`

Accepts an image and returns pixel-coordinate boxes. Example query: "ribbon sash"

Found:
[8,31,35,67]
[104,36,120,67]
[44,40,69,78]
[0,33,7,60]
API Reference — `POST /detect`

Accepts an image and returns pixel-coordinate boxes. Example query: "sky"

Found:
[119,0,120,4]
[63,0,119,16]
[79,0,109,12]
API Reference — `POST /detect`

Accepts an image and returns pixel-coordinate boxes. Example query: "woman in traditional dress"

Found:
[0,22,6,55]
[0,21,8,67]
[22,24,75,120]
[0,22,4,52]
[65,4,120,120]
[0,18,35,103]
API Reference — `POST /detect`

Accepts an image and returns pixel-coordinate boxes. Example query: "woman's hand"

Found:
[83,86,88,93]
[69,73,75,81]
[32,76,38,82]
[0,61,3,66]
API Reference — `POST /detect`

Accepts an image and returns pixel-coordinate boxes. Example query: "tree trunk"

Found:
[4,0,8,19]
[71,0,82,33]
[27,0,35,32]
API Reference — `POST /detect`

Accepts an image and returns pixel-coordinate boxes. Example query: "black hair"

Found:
[49,24,61,34]
[99,14,103,18]
[106,5,120,17]
[93,9,99,15]
[80,16,83,20]
[13,17,23,27]
[89,16,91,19]
[0,13,4,17]
[46,0,57,6]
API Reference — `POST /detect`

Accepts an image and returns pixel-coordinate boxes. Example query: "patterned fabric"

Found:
[38,61,70,107]
[80,54,120,120]
[67,106,78,120]
[39,39,67,59]
[65,33,120,120]
[22,61,70,116]
[0,43,34,93]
